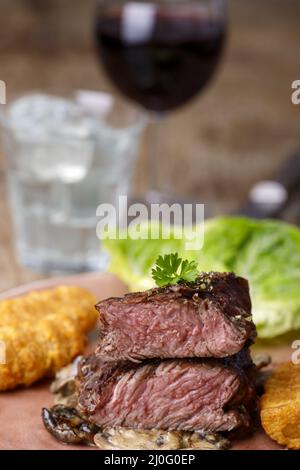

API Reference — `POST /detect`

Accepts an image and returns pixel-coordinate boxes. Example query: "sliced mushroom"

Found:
[50,356,82,394]
[183,431,231,450]
[50,357,82,407]
[94,427,182,450]
[94,427,230,450]
[42,405,99,446]
[252,353,271,370]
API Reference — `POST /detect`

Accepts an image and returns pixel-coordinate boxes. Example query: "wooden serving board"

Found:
[0,273,291,450]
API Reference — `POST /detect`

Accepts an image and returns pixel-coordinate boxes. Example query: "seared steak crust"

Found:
[95,273,256,361]
[77,352,256,433]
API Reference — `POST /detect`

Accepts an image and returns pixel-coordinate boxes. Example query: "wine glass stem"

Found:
[148,113,163,194]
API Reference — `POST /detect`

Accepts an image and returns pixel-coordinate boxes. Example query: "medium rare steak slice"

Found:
[77,353,256,433]
[95,272,256,361]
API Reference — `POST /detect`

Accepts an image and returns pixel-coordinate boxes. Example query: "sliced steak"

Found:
[77,353,256,433]
[95,272,256,361]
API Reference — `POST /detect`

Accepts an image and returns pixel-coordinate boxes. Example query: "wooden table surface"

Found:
[0,0,300,292]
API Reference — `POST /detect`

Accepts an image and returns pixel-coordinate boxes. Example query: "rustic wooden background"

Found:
[0,0,300,291]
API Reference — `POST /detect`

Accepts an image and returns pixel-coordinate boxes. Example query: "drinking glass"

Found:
[95,0,226,200]
[1,92,145,273]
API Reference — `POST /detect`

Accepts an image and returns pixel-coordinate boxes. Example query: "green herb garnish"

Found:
[151,253,198,287]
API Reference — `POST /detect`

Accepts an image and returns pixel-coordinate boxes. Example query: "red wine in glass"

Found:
[95,1,226,201]
[95,3,225,112]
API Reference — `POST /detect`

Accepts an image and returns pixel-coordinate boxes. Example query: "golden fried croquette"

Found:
[261,362,300,449]
[0,286,97,390]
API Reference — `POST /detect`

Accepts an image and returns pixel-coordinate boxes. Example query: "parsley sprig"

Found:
[151,253,198,287]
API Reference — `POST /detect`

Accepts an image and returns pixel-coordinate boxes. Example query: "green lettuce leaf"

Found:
[103,216,300,338]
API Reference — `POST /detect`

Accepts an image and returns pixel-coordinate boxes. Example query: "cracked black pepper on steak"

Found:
[94,272,256,362]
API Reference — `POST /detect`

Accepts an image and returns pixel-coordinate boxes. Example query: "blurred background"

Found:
[0,0,300,290]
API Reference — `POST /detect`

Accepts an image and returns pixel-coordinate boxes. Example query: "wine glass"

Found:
[95,0,226,202]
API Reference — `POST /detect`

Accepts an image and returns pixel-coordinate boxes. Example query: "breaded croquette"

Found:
[261,362,300,449]
[0,286,97,391]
